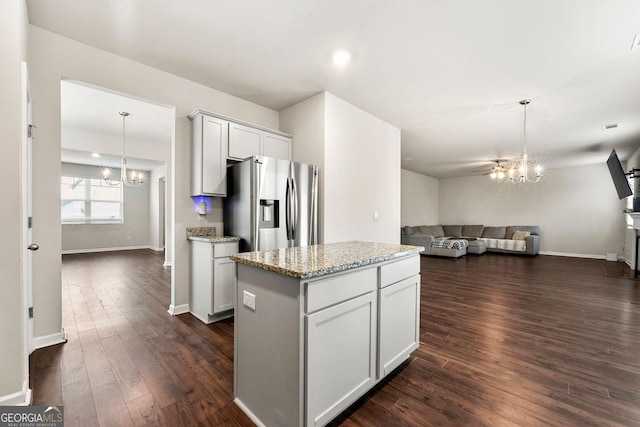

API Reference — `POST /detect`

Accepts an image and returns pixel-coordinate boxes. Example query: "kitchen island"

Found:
[230,241,424,427]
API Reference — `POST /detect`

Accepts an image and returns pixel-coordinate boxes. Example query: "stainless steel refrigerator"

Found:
[224,156,318,252]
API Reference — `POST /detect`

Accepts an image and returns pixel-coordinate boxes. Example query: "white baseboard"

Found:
[168,303,189,316]
[33,330,68,350]
[0,381,32,406]
[150,246,165,252]
[62,245,155,255]
[163,261,172,267]
[539,251,607,260]
[234,398,266,427]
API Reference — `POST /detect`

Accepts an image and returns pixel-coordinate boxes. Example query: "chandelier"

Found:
[506,99,542,184]
[102,111,145,187]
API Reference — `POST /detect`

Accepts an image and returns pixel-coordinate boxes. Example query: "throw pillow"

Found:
[512,230,530,240]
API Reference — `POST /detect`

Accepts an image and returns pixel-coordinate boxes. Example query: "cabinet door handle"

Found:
[28,243,39,251]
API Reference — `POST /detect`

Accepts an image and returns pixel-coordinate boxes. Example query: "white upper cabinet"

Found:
[262,132,292,160]
[190,113,228,197]
[190,110,292,197]
[228,122,261,160]
[228,122,292,161]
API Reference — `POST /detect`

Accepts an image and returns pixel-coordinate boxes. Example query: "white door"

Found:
[21,62,35,365]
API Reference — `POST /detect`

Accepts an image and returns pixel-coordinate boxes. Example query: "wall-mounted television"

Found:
[607,149,633,199]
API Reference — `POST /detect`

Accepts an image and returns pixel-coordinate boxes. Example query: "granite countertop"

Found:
[186,226,240,243]
[188,235,241,243]
[230,241,424,279]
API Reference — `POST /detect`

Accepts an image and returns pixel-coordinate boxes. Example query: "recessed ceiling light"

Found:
[91,152,101,158]
[332,49,351,66]
[603,123,619,131]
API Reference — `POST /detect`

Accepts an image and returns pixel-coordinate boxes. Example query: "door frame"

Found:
[20,60,33,403]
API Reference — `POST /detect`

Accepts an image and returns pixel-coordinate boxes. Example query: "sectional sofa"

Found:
[401,224,540,257]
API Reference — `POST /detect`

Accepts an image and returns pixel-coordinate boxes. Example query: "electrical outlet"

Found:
[243,290,256,311]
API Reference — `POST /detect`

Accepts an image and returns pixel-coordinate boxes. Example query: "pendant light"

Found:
[507,100,543,184]
[102,111,145,187]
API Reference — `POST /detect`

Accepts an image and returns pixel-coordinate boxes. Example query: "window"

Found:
[61,176,123,224]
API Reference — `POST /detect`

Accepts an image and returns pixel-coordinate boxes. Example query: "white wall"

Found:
[401,169,439,226]
[61,163,152,252]
[439,163,626,257]
[0,0,28,402]
[281,92,401,245]
[28,24,279,337]
[324,93,401,244]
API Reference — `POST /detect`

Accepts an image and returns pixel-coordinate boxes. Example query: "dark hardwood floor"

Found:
[31,250,640,426]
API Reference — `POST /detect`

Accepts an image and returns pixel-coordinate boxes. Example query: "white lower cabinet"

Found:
[378,274,420,377]
[189,240,238,323]
[213,256,235,313]
[305,291,377,427]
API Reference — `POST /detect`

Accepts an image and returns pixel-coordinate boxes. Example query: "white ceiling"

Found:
[28,0,640,178]
[60,80,170,171]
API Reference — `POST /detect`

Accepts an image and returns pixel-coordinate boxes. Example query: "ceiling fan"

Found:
[472,159,511,179]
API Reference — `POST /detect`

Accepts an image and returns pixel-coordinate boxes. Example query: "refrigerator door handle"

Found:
[310,167,318,245]
[285,177,292,241]
[253,157,261,251]
[291,177,298,241]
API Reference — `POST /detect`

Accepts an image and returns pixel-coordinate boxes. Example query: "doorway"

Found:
[60,79,173,292]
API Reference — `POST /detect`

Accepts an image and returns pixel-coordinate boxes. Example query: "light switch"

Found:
[373,211,380,220]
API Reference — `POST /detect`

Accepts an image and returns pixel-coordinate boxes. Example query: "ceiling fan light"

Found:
[497,171,505,179]
[490,172,497,179]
